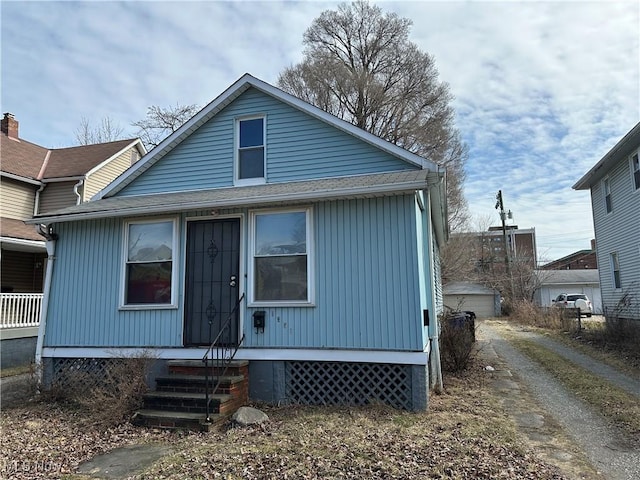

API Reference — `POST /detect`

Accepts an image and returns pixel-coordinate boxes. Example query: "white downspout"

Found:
[73,178,85,205]
[34,183,46,216]
[35,230,56,372]
[425,186,444,393]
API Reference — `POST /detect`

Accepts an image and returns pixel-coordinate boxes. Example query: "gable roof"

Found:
[1,133,144,183]
[0,134,49,180]
[97,73,439,200]
[29,169,439,224]
[573,122,640,190]
[44,139,143,179]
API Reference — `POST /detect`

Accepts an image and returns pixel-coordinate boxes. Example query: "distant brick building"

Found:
[540,242,597,270]
[456,226,537,275]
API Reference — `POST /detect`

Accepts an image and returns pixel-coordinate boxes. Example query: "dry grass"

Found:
[510,338,640,442]
[0,365,32,378]
[1,359,568,480]
[546,325,640,380]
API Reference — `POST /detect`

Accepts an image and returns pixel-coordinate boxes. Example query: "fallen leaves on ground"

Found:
[1,365,566,480]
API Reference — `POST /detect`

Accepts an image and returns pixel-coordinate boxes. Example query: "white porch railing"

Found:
[0,293,43,328]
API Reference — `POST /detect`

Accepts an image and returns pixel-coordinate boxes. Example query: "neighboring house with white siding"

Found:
[28,74,448,416]
[0,113,145,367]
[573,122,640,320]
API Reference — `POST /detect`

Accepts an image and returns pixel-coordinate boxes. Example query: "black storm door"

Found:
[184,218,240,346]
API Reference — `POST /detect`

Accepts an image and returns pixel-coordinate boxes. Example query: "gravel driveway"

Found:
[478,320,639,480]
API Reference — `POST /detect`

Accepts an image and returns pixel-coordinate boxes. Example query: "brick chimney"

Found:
[590,239,596,251]
[1,113,19,138]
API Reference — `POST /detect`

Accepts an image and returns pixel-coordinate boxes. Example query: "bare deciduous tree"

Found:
[132,103,200,150]
[75,116,126,145]
[278,0,468,230]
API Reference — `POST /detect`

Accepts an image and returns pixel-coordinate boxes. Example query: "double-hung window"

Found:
[250,208,313,305]
[603,177,612,213]
[122,218,177,308]
[236,116,265,184]
[610,252,621,289]
[632,152,640,191]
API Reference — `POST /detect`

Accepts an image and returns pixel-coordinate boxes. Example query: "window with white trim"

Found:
[610,252,621,289]
[250,208,313,305]
[236,116,265,184]
[603,177,612,213]
[122,218,177,307]
[631,151,640,191]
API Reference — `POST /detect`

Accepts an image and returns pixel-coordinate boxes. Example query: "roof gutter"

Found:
[1,171,43,186]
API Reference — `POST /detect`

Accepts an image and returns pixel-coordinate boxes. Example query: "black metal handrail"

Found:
[202,293,245,423]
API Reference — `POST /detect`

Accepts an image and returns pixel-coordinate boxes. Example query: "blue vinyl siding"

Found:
[119,88,416,197]
[45,218,184,347]
[44,196,424,351]
[244,195,422,350]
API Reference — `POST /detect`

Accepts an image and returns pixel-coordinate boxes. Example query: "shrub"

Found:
[439,315,476,373]
[45,352,156,427]
[509,301,569,330]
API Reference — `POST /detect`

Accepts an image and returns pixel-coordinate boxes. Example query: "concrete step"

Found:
[142,391,231,414]
[133,409,223,431]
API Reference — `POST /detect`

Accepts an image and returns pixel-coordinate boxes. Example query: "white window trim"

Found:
[234,114,267,186]
[248,206,315,307]
[610,251,622,290]
[119,217,179,310]
[630,150,640,193]
[603,176,612,214]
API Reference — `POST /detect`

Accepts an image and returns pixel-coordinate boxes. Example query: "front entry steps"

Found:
[134,360,249,431]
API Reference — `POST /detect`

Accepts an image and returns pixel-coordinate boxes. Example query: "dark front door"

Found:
[184,218,240,346]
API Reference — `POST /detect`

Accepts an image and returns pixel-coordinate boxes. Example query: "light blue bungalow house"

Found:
[29,74,448,414]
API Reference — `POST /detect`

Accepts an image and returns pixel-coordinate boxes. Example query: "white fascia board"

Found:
[84,139,145,178]
[27,180,426,224]
[41,347,429,365]
[42,176,84,183]
[99,73,436,198]
[1,236,46,250]
[1,171,42,186]
[573,121,640,190]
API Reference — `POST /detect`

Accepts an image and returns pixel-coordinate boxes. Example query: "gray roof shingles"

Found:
[30,170,431,223]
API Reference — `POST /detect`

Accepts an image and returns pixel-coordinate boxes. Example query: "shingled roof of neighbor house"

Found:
[1,118,141,181]
[0,217,43,241]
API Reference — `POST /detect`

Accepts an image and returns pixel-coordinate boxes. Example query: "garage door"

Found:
[444,294,496,318]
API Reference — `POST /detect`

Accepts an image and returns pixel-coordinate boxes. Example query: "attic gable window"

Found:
[121,218,178,309]
[236,116,265,185]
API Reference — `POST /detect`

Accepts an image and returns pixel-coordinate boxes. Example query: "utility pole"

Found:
[495,190,513,299]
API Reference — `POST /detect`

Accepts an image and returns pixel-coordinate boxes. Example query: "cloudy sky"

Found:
[2,1,638,263]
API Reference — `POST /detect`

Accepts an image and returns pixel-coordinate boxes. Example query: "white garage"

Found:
[534,270,602,314]
[443,282,501,318]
